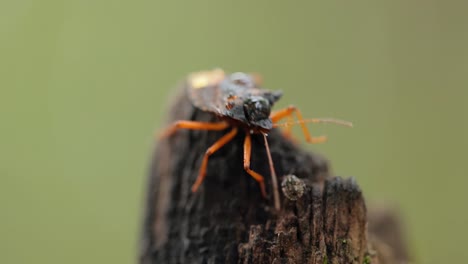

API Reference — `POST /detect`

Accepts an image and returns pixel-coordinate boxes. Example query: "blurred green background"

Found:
[1,0,467,263]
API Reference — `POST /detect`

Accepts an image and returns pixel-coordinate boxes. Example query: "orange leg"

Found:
[160,120,230,138]
[243,133,268,198]
[270,105,327,144]
[281,114,295,141]
[191,127,238,193]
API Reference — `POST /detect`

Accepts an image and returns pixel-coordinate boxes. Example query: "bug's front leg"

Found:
[191,127,238,193]
[243,133,268,198]
[270,105,327,144]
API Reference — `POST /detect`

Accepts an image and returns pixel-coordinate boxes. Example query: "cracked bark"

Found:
[139,82,409,264]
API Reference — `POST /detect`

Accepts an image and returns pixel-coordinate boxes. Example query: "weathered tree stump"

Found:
[139,83,409,263]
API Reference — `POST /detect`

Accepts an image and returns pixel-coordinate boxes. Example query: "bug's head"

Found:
[243,95,273,129]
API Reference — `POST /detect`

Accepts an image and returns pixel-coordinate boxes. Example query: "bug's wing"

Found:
[187,69,226,113]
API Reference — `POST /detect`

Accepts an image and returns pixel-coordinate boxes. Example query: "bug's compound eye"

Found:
[243,96,271,122]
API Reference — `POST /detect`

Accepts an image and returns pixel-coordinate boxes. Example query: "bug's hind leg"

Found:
[270,105,327,143]
[160,120,230,138]
[191,127,238,193]
[243,133,268,198]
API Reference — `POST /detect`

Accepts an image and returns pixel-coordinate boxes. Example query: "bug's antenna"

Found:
[273,118,353,128]
[263,133,281,211]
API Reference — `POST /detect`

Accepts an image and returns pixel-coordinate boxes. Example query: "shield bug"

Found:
[161,69,351,209]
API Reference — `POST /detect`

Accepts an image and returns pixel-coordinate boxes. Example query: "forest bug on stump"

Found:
[161,69,352,210]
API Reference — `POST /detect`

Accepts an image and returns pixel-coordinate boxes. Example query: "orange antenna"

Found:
[263,133,280,211]
[273,118,353,128]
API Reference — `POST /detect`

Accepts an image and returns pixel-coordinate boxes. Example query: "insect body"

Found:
[162,69,351,201]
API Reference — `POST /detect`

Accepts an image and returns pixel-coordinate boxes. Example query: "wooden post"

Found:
[139,84,409,264]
